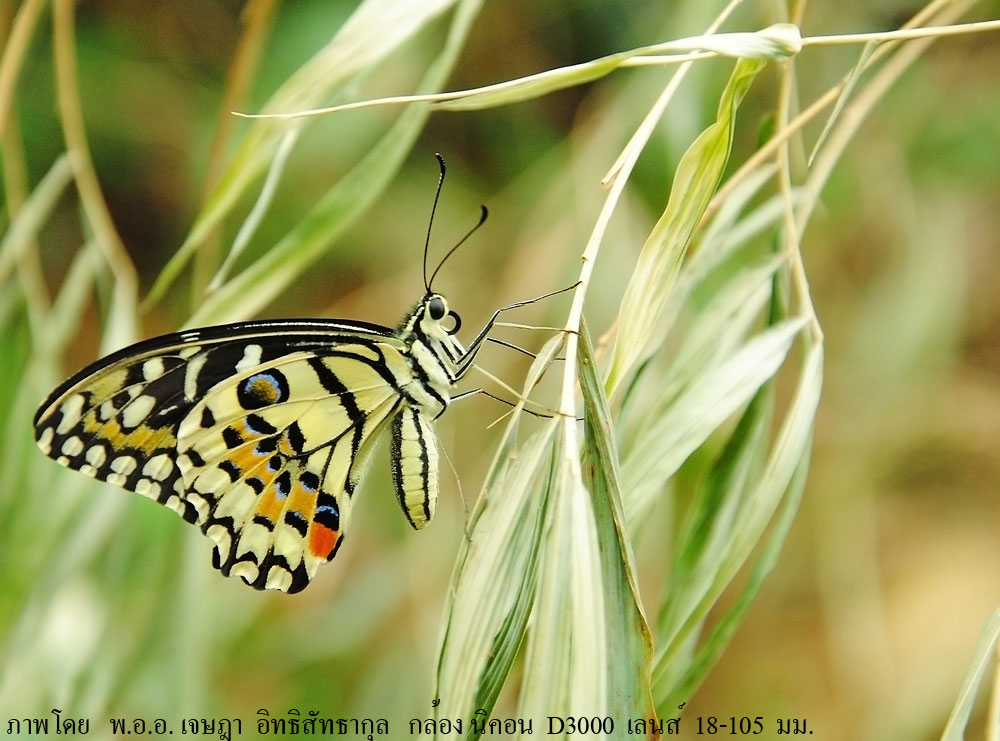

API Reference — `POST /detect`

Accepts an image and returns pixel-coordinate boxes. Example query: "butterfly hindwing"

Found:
[176,348,407,592]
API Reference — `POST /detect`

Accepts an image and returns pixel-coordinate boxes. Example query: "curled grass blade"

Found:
[241,25,801,117]
[606,57,767,397]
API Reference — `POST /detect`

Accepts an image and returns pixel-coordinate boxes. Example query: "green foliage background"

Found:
[1,1,999,739]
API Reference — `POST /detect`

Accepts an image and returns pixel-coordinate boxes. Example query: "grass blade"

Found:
[578,320,655,724]
[940,609,1000,741]
[653,343,823,702]
[433,333,564,737]
[146,0,461,308]
[185,0,483,326]
[517,425,607,734]
[622,317,808,524]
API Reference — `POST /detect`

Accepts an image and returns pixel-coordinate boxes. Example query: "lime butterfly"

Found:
[33,156,543,593]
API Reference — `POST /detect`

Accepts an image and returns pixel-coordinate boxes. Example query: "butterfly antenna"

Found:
[427,204,489,292]
[423,153,448,293]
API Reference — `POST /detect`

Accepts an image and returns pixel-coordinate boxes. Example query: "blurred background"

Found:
[1,1,999,739]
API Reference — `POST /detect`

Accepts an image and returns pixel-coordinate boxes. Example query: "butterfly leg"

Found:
[454,282,580,378]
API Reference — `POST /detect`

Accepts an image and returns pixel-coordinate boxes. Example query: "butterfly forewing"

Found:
[34,307,462,594]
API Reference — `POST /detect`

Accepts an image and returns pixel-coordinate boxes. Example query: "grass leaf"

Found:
[652,343,823,705]
[940,608,1000,741]
[517,423,607,731]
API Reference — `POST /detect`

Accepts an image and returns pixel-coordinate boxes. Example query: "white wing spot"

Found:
[61,436,84,457]
[142,357,166,381]
[265,567,292,592]
[38,427,54,454]
[206,524,232,552]
[176,452,196,476]
[142,453,174,482]
[135,479,163,500]
[121,394,156,429]
[203,480,256,533]
[55,394,86,435]
[99,399,116,421]
[230,562,258,583]
[85,444,107,468]
[164,495,187,516]
[194,468,234,499]
[273,528,305,566]
[110,455,138,476]
[187,491,210,523]
[184,353,209,401]
[237,522,270,561]
[235,344,264,374]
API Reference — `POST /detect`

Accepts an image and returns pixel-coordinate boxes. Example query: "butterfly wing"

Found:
[34,320,414,593]
[176,347,413,592]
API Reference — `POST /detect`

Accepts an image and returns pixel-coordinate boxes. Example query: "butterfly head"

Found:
[421,293,462,338]
[399,292,461,341]
[397,293,467,378]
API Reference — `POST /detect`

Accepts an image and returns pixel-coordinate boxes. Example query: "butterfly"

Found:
[33,155,544,594]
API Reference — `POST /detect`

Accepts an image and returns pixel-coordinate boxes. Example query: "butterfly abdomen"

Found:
[390,407,439,530]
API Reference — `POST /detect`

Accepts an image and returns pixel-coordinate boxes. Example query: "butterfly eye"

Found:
[446,310,462,335]
[428,296,446,320]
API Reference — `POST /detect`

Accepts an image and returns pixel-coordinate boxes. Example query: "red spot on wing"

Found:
[309,523,339,561]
